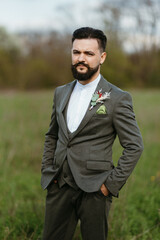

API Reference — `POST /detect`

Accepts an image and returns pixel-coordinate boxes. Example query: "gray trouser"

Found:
[42,183,112,240]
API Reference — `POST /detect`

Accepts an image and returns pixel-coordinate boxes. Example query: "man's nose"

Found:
[78,53,85,62]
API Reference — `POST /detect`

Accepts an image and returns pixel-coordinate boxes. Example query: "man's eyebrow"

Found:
[72,49,80,52]
[72,49,95,55]
[84,51,95,55]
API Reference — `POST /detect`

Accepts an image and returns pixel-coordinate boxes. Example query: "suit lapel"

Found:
[70,76,112,140]
[59,80,76,139]
[60,80,77,112]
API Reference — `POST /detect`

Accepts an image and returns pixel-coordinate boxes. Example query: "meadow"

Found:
[0,89,159,240]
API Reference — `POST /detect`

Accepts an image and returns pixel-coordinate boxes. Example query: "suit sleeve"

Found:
[41,88,59,172]
[105,92,144,197]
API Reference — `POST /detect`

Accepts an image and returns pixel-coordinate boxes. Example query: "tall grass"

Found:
[0,89,159,239]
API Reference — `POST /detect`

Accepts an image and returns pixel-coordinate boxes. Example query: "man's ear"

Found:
[100,52,107,65]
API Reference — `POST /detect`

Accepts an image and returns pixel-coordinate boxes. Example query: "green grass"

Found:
[0,89,159,240]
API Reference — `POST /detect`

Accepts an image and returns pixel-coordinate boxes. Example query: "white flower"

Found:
[96,92,111,103]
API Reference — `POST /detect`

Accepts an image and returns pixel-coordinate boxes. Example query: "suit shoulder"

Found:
[55,81,73,91]
[104,81,134,114]
[107,81,132,101]
[54,80,76,96]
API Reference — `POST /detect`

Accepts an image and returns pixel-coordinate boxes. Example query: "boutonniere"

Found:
[89,89,111,111]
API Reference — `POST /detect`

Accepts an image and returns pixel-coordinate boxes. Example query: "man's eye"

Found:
[87,52,94,56]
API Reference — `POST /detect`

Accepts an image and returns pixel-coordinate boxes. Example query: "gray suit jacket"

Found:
[41,76,143,197]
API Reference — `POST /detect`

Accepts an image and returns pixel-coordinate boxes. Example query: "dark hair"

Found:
[72,27,107,52]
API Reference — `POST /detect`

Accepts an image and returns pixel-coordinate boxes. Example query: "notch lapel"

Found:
[58,80,76,139]
[70,76,112,140]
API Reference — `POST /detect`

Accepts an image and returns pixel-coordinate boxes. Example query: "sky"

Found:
[0,0,159,52]
[0,0,103,32]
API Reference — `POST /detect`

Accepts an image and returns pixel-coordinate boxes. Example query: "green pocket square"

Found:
[96,105,107,114]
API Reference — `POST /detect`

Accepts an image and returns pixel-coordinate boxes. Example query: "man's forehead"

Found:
[72,38,99,51]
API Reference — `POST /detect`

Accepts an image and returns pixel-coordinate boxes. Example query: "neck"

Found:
[78,70,100,85]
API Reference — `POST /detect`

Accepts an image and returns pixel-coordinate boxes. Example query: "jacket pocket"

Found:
[86,161,111,171]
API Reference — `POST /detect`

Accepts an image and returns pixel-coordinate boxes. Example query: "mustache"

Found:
[73,62,90,68]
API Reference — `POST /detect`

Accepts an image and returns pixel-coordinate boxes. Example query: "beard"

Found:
[71,62,100,81]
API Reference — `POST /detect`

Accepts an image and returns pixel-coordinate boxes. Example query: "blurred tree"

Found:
[100,0,160,51]
[0,27,21,88]
[128,47,160,87]
[101,42,131,88]
[99,0,160,88]
[0,15,160,90]
[17,31,72,89]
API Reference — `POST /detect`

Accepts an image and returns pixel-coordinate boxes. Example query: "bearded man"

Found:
[41,27,143,240]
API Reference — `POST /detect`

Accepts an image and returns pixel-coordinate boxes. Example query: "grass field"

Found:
[0,89,160,240]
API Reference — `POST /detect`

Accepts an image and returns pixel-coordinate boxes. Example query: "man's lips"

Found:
[77,66,87,71]
[76,64,88,70]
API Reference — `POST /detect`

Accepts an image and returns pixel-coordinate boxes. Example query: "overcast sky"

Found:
[1,0,159,52]
[0,0,103,32]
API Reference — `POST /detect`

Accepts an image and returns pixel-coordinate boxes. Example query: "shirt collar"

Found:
[76,74,101,90]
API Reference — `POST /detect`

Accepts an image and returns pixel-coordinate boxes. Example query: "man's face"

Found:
[71,39,106,81]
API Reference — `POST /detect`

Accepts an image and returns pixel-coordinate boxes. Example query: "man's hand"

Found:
[100,184,109,196]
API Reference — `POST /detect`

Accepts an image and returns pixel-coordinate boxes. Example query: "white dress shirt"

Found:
[67,74,101,133]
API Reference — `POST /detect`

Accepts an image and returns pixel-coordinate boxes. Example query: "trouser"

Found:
[42,182,112,240]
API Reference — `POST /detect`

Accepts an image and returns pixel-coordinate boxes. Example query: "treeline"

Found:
[0,27,160,90]
[0,27,72,89]
[102,41,160,88]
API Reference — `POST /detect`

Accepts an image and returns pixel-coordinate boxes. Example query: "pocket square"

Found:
[96,105,107,114]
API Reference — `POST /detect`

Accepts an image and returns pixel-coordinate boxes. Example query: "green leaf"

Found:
[91,102,96,106]
[92,94,99,102]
